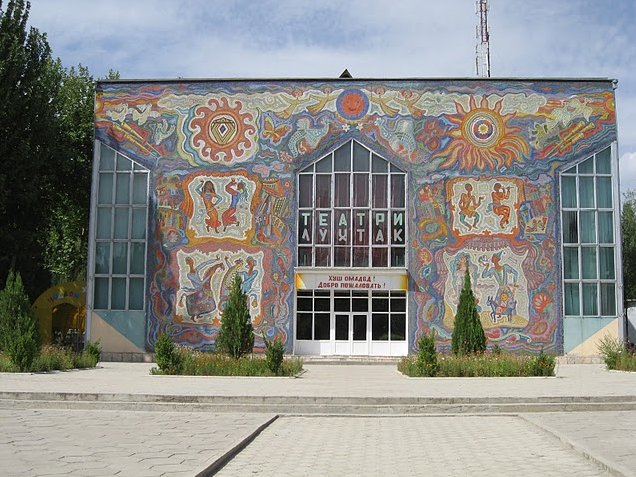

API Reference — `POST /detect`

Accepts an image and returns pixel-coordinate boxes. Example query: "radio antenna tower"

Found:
[476,0,491,77]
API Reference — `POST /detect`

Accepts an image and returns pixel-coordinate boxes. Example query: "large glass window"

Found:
[560,146,617,318]
[92,144,149,310]
[297,141,406,268]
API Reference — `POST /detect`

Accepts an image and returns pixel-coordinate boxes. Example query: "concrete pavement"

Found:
[1,362,635,476]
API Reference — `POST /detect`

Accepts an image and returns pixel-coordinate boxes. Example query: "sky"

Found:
[26,0,636,190]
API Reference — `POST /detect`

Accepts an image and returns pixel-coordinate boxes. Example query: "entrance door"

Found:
[334,313,369,355]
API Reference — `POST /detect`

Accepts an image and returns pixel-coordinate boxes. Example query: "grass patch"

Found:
[0,345,99,372]
[598,336,636,372]
[399,351,556,377]
[151,346,303,377]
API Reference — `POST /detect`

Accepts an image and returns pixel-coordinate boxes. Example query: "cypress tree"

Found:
[216,275,254,359]
[451,269,486,355]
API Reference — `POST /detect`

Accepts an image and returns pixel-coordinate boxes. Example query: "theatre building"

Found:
[88,77,622,357]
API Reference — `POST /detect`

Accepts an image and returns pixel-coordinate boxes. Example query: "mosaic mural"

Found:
[94,79,616,353]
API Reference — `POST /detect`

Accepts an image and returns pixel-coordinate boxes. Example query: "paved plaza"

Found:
[1,363,635,476]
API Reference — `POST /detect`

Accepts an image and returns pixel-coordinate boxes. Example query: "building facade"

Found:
[88,78,621,356]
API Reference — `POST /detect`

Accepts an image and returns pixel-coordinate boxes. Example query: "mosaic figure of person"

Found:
[199,180,221,233]
[458,183,483,230]
[491,182,512,228]
[222,179,247,231]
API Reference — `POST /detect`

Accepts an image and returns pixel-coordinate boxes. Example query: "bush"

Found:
[399,351,556,377]
[416,332,438,377]
[264,335,285,375]
[598,336,636,371]
[451,270,486,355]
[0,270,40,371]
[154,333,183,374]
[216,275,254,359]
[0,346,100,372]
[150,348,303,377]
[85,340,101,364]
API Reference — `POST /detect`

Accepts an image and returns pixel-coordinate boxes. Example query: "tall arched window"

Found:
[297,141,406,268]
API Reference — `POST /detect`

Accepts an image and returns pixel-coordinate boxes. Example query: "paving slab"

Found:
[215,415,613,477]
[0,408,275,477]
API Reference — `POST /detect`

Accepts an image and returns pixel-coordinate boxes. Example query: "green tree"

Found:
[217,275,254,359]
[451,270,486,355]
[0,270,40,370]
[622,191,636,301]
[416,331,438,377]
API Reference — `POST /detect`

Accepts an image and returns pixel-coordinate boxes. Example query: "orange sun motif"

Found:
[436,96,530,171]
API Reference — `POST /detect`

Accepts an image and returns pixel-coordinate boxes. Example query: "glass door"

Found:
[351,313,368,355]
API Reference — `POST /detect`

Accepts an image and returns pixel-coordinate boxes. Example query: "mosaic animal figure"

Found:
[181,261,224,322]
[486,287,517,324]
[288,117,329,158]
[374,117,417,158]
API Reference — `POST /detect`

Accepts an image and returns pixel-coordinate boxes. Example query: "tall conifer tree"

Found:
[451,269,486,355]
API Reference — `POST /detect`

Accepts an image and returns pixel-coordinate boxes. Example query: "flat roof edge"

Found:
[97,76,617,85]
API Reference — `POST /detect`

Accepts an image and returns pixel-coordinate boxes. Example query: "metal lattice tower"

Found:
[476,0,491,77]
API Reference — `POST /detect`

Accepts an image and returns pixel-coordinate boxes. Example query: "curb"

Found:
[196,414,279,476]
[520,414,630,477]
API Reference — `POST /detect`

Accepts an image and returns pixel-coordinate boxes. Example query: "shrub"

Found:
[31,345,73,371]
[216,275,254,359]
[416,332,438,377]
[451,270,486,355]
[598,336,636,371]
[597,335,624,369]
[154,333,183,374]
[85,340,102,364]
[0,270,40,371]
[264,335,285,375]
[529,348,556,376]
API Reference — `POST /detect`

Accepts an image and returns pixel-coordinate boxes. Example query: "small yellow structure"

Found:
[32,282,86,346]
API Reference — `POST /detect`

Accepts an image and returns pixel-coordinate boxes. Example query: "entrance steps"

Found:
[300,355,401,365]
[2,392,636,415]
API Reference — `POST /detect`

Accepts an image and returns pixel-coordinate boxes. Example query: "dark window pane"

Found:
[334,174,350,207]
[580,211,596,243]
[562,211,578,243]
[353,210,368,245]
[95,243,111,274]
[353,142,369,171]
[334,298,350,312]
[353,173,369,207]
[372,211,388,245]
[335,210,350,245]
[334,145,351,172]
[116,153,132,171]
[564,283,580,316]
[94,277,109,309]
[100,146,115,170]
[372,154,388,173]
[599,247,615,279]
[373,298,389,312]
[563,247,579,279]
[353,247,369,267]
[132,173,147,204]
[335,314,348,340]
[297,290,312,296]
[131,208,146,239]
[98,173,113,204]
[316,155,332,173]
[297,297,313,311]
[352,296,369,312]
[561,176,576,208]
[96,207,112,239]
[597,177,612,208]
[353,314,367,340]
[315,175,331,208]
[372,314,389,340]
[390,297,406,312]
[114,208,129,239]
[314,298,330,311]
[581,247,597,279]
[299,175,313,208]
[582,283,597,315]
[128,278,144,310]
[372,248,388,267]
[579,177,594,207]
[315,290,330,296]
[315,247,330,266]
[314,313,330,340]
[334,247,351,267]
[598,212,614,243]
[373,175,388,208]
[297,313,312,340]
[298,247,312,266]
[578,157,594,174]
[391,248,406,267]
[596,147,611,174]
[111,278,126,310]
[601,283,616,315]
[391,211,405,245]
[391,175,405,208]
[115,173,130,204]
[298,212,313,244]
[112,242,128,274]
[314,211,331,244]
[391,314,406,340]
